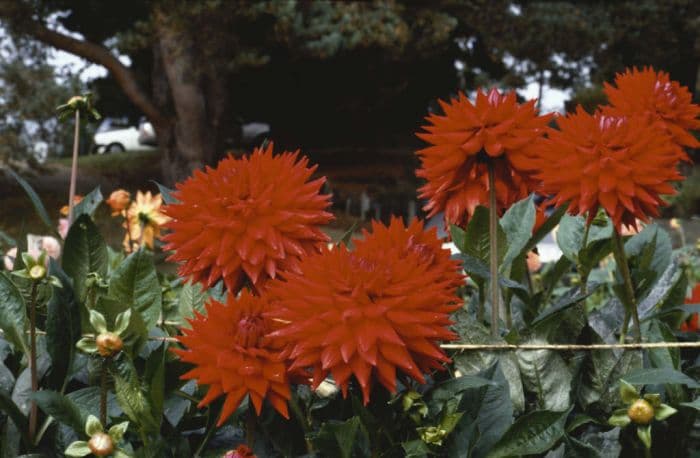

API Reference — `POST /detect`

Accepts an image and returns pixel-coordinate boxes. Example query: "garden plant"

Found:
[1,67,700,457]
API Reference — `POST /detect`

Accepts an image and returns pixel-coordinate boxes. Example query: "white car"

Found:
[92,118,155,154]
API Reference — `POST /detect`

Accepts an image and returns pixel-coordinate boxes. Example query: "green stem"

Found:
[644,445,652,458]
[488,162,502,335]
[289,395,313,453]
[194,406,217,458]
[67,110,80,224]
[28,281,38,445]
[611,230,641,342]
[100,359,108,426]
[246,402,256,449]
[579,223,592,295]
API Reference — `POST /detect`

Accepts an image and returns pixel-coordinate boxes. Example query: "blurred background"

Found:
[0,0,699,244]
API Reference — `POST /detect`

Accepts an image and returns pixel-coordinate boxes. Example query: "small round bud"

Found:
[628,399,655,425]
[88,432,114,456]
[96,332,124,357]
[29,265,46,280]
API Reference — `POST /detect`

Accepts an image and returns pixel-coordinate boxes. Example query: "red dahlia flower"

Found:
[162,144,333,293]
[531,108,683,231]
[416,89,552,227]
[603,67,700,152]
[267,219,463,403]
[174,290,291,426]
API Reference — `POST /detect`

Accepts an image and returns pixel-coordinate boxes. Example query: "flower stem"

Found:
[28,281,38,444]
[246,402,256,449]
[100,359,108,426]
[68,110,81,224]
[611,229,641,342]
[477,282,485,323]
[488,161,501,336]
[579,223,592,296]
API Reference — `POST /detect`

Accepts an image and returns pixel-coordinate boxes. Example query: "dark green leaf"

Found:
[622,368,700,388]
[67,387,121,420]
[0,390,30,448]
[62,214,108,302]
[110,353,159,434]
[531,286,595,326]
[45,260,81,389]
[108,248,162,329]
[94,296,148,354]
[0,273,28,354]
[680,398,700,410]
[144,343,167,427]
[486,407,571,458]
[430,375,495,404]
[175,282,207,325]
[6,168,53,231]
[563,434,603,458]
[313,416,369,458]
[32,390,84,435]
[500,195,535,269]
[402,439,431,458]
[462,206,507,264]
[516,337,573,411]
[72,187,103,219]
[556,215,587,263]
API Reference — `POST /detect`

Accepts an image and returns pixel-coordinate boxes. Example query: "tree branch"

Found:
[26,21,167,127]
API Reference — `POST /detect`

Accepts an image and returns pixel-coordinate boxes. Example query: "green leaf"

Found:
[563,433,604,458]
[313,416,368,458]
[680,398,700,410]
[607,409,631,427]
[450,224,467,253]
[336,222,359,248]
[486,407,572,458]
[519,203,568,258]
[175,282,207,325]
[45,260,82,389]
[72,187,103,219]
[516,337,573,411]
[62,214,108,303]
[402,439,430,458]
[619,380,639,404]
[114,309,132,336]
[531,286,594,326]
[452,318,524,413]
[637,424,652,449]
[429,375,495,404]
[89,309,108,334]
[108,421,129,442]
[0,273,29,354]
[64,441,91,457]
[0,389,30,448]
[462,206,507,265]
[556,214,588,263]
[32,390,85,435]
[85,414,103,436]
[144,343,166,427]
[111,353,159,434]
[6,168,54,231]
[622,368,700,388]
[67,387,122,420]
[654,403,677,421]
[108,248,162,330]
[447,362,514,457]
[499,195,535,269]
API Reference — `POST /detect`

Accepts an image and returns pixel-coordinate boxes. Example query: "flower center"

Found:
[235,315,266,347]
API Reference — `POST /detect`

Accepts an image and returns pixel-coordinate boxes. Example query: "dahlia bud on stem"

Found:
[488,161,502,336]
[611,229,641,343]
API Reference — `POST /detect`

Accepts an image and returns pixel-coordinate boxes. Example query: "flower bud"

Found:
[29,265,46,280]
[628,399,655,425]
[88,432,114,456]
[96,332,123,357]
[106,189,131,216]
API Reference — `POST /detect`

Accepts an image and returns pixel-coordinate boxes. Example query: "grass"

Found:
[49,149,160,176]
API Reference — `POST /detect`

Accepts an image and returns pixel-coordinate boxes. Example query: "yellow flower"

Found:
[123,191,169,251]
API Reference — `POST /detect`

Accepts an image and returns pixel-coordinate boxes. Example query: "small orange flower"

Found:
[603,67,700,153]
[267,218,463,403]
[416,89,552,227]
[681,283,700,332]
[106,189,131,216]
[123,191,169,251]
[60,195,83,216]
[223,445,256,458]
[530,108,683,231]
[162,143,333,293]
[174,290,290,426]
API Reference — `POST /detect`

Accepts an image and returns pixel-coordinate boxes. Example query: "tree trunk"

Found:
[152,7,234,185]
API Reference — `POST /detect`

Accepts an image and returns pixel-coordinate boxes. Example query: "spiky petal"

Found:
[173,290,291,426]
[416,89,552,227]
[267,218,463,403]
[162,144,333,293]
